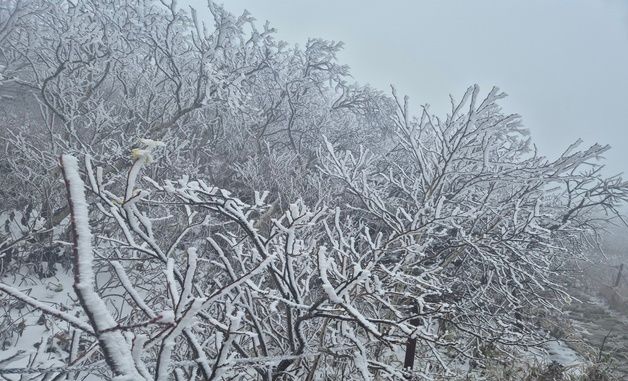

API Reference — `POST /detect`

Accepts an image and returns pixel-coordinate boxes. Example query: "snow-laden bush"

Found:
[1,0,627,380]
[2,89,626,378]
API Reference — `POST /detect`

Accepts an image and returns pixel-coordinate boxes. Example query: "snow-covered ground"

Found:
[0,266,86,380]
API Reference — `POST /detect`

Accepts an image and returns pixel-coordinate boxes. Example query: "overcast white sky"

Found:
[190,0,628,175]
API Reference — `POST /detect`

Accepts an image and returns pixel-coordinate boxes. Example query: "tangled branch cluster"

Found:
[0,0,627,380]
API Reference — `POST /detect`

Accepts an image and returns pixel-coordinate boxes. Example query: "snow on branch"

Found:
[60,154,145,381]
[0,283,94,334]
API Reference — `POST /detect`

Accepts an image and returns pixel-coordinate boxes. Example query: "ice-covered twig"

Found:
[61,154,146,381]
[0,283,95,334]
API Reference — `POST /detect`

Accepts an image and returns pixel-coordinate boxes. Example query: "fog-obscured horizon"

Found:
[191,0,628,176]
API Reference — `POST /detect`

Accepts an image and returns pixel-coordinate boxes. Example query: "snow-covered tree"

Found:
[0,0,389,271]
[318,85,628,374]
[1,1,627,380]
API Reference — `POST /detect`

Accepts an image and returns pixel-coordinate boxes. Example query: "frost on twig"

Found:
[61,154,145,381]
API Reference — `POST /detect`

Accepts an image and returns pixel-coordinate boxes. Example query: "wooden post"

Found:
[403,336,417,377]
[403,303,420,379]
[614,263,624,287]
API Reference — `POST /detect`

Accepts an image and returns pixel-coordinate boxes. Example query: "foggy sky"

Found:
[190,0,628,175]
